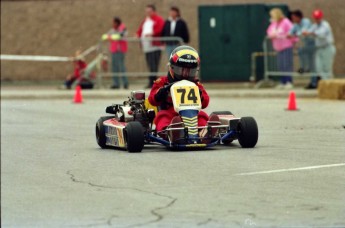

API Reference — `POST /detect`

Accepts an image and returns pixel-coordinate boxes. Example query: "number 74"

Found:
[176,88,198,104]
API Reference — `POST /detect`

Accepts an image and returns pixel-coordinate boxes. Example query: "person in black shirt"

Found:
[162,6,190,58]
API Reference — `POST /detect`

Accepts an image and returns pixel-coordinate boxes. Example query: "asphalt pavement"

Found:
[1,94,345,227]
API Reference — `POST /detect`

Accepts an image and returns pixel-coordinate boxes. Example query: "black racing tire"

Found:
[237,117,258,148]
[96,116,113,149]
[210,111,233,115]
[125,122,144,153]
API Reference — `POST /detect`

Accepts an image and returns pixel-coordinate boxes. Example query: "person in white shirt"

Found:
[136,5,165,88]
[303,9,336,84]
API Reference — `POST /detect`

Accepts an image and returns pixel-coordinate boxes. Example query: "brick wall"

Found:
[1,0,344,81]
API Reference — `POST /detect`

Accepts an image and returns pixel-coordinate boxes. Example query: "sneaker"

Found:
[284,82,294,90]
[200,114,221,143]
[298,68,305,74]
[167,116,184,143]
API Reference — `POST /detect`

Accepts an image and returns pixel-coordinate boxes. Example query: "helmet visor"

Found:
[171,65,198,81]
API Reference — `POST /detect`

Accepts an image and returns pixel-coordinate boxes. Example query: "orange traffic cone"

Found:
[286,91,298,111]
[73,85,83,104]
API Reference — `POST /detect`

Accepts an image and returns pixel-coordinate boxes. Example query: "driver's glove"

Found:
[154,84,171,102]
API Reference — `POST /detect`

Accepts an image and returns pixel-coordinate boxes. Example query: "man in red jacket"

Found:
[136,4,165,88]
[148,45,220,142]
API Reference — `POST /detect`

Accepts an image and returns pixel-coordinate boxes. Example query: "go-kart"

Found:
[95,80,258,152]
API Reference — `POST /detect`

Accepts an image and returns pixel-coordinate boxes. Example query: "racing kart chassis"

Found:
[95,80,258,152]
[146,126,238,149]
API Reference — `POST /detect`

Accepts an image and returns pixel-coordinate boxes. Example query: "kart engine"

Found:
[105,90,153,128]
[126,91,149,128]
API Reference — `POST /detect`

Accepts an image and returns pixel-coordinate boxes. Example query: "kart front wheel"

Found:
[96,116,113,149]
[237,117,258,148]
[125,122,144,153]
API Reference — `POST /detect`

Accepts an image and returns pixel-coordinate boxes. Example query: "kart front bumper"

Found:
[147,129,237,149]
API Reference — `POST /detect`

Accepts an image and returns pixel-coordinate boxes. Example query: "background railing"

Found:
[256,36,318,87]
[97,37,183,79]
[0,37,183,88]
[6,35,320,88]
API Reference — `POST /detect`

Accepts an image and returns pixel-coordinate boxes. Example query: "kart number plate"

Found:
[172,85,201,108]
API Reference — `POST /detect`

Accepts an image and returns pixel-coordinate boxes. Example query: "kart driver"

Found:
[148,45,220,141]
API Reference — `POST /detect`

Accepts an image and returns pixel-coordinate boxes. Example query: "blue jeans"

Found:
[298,38,315,72]
[277,47,293,84]
[111,52,128,87]
[145,50,161,87]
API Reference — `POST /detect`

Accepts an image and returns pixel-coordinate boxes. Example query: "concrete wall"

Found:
[1,0,344,81]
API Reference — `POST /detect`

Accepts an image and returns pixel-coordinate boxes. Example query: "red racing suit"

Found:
[148,76,210,132]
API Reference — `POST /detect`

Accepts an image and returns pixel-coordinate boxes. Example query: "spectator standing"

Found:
[103,17,128,89]
[303,9,336,87]
[162,6,190,58]
[136,4,165,88]
[289,10,315,73]
[267,8,296,89]
[289,10,318,89]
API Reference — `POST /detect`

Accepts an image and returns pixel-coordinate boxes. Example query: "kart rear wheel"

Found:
[96,116,113,149]
[210,111,233,115]
[125,122,144,153]
[237,117,258,148]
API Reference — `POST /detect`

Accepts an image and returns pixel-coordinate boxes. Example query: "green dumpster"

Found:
[198,4,289,82]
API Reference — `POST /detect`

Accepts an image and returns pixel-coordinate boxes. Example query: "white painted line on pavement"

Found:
[234,163,345,176]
